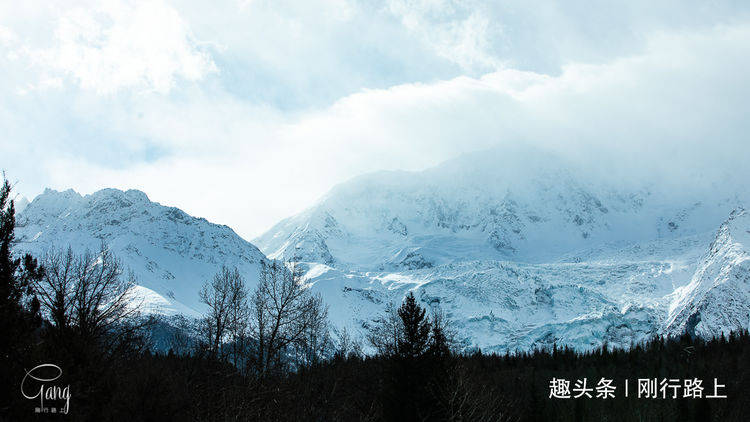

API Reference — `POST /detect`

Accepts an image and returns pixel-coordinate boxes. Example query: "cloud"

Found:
[1,1,750,239]
[387,0,504,72]
[6,0,216,94]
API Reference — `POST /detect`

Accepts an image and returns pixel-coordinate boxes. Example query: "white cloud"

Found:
[14,0,216,94]
[2,1,750,240]
[0,25,16,45]
[386,0,507,73]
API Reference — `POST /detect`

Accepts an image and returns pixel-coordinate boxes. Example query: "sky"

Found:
[1,0,750,239]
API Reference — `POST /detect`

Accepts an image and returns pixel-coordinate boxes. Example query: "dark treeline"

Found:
[3,175,750,421]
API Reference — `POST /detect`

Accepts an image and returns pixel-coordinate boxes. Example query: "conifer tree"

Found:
[428,310,452,358]
[0,175,43,413]
[0,177,22,323]
[0,176,43,350]
[397,292,430,359]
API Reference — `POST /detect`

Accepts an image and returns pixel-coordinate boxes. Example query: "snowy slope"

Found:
[256,148,750,351]
[14,196,29,214]
[14,188,267,317]
[665,209,750,337]
[257,148,740,271]
[298,242,705,353]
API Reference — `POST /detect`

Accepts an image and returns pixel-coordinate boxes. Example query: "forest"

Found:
[2,177,750,422]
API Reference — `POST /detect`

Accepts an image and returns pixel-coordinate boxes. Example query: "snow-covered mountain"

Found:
[13,148,750,352]
[14,196,29,214]
[257,148,741,270]
[255,148,750,352]
[665,209,750,337]
[14,188,267,317]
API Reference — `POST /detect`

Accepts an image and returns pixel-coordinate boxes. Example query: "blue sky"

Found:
[2,0,750,238]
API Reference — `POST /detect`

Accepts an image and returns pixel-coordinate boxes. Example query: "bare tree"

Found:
[249,261,329,376]
[167,314,198,356]
[293,293,331,367]
[33,244,141,348]
[227,267,249,368]
[199,266,238,360]
[332,326,364,360]
[366,302,402,357]
[430,362,505,422]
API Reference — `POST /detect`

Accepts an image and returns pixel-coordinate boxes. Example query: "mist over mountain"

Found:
[12,146,750,352]
[257,146,745,267]
[254,147,750,351]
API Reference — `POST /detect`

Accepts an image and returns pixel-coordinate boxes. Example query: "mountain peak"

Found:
[38,187,82,200]
[15,186,267,317]
[254,151,750,352]
[256,148,741,269]
[34,187,151,205]
[88,188,151,204]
